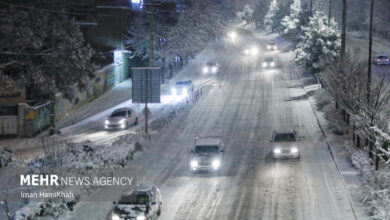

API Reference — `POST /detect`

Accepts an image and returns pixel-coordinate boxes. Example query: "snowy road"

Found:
[62,29,358,220]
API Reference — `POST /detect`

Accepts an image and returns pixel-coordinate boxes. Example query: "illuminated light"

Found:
[190,160,198,168]
[203,67,208,73]
[262,62,267,67]
[251,47,258,55]
[171,88,176,95]
[132,0,140,3]
[212,67,217,73]
[291,148,298,153]
[273,148,281,154]
[270,62,275,67]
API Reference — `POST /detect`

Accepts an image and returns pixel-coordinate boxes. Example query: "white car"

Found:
[375,54,389,65]
[262,57,275,68]
[105,107,138,130]
[203,62,220,74]
[171,80,194,96]
[266,42,277,50]
[271,130,300,159]
[190,136,224,172]
[108,185,163,220]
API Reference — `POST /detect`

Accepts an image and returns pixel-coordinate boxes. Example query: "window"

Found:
[274,133,296,142]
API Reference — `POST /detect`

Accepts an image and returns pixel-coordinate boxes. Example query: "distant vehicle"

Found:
[271,130,300,159]
[375,54,389,65]
[171,80,194,96]
[108,185,162,220]
[190,136,224,172]
[105,107,138,130]
[203,62,220,74]
[242,46,258,56]
[266,42,277,50]
[262,57,275,68]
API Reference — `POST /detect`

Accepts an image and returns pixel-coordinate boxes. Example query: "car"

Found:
[190,136,224,172]
[266,42,277,50]
[105,107,138,130]
[171,80,194,96]
[262,57,275,68]
[271,130,300,159]
[241,46,258,56]
[108,185,163,220]
[202,62,220,74]
[375,54,389,65]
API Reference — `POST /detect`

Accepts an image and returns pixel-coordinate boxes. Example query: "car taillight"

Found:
[377,59,380,62]
[387,59,389,62]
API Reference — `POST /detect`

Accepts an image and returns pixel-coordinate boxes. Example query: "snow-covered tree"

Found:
[281,0,301,35]
[295,10,341,73]
[253,0,270,29]
[237,5,254,25]
[325,55,390,170]
[0,7,95,99]
[166,0,225,59]
[265,0,279,30]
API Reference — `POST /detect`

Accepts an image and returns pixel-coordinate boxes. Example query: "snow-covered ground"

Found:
[53,28,368,219]
[2,26,372,220]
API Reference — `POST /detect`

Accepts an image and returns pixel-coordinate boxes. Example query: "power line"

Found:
[0,1,133,17]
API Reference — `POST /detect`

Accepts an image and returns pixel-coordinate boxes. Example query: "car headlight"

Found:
[119,119,126,124]
[203,67,208,73]
[190,160,198,168]
[270,62,275,67]
[212,159,221,168]
[267,45,271,50]
[183,88,188,95]
[291,148,298,153]
[251,47,258,55]
[171,87,176,95]
[262,62,267,67]
[111,214,120,220]
[212,66,217,73]
[105,119,110,125]
[136,216,146,220]
[273,148,281,154]
[244,49,249,55]
[274,46,277,50]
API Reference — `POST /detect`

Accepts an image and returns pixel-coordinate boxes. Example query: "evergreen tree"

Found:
[281,0,301,35]
[265,0,279,30]
[295,10,341,73]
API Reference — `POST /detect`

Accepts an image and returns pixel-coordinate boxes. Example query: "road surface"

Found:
[62,28,358,220]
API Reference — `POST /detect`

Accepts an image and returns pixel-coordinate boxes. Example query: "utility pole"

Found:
[49,1,57,136]
[367,0,375,161]
[328,0,331,26]
[340,0,346,68]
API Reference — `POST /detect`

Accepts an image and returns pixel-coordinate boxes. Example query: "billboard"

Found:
[132,67,160,103]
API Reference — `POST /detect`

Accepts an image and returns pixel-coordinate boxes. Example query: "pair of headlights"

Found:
[267,46,277,50]
[273,148,298,154]
[191,159,221,169]
[262,62,275,67]
[171,88,188,95]
[203,66,218,73]
[105,119,126,125]
[112,214,145,220]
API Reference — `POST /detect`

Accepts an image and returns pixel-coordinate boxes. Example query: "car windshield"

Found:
[175,81,189,85]
[118,194,149,205]
[264,58,273,62]
[111,111,126,117]
[195,145,219,154]
[207,62,217,66]
[378,56,387,59]
[268,43,275,45]
[274,133,296,142]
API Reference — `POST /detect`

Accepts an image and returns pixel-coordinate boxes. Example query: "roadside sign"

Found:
[132,67,161,103]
